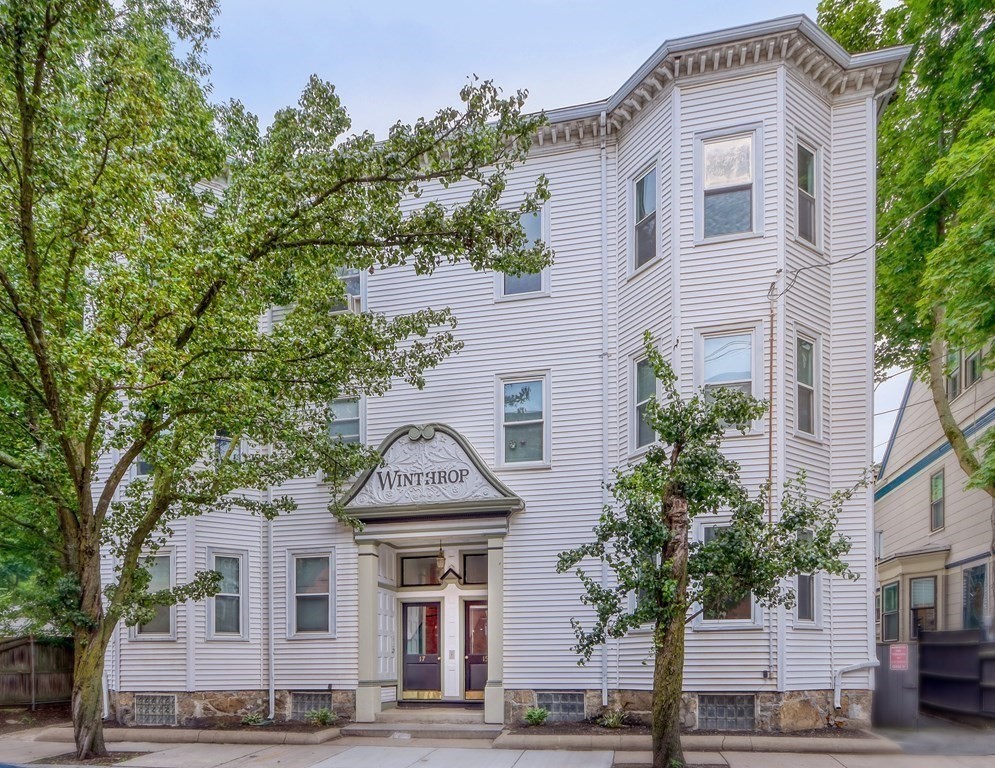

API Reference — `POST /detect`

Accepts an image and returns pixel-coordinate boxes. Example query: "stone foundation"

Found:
[504,688,871,731]
[109,689,356,726]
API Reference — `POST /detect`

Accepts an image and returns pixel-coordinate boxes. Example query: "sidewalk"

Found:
[3,737,995,768]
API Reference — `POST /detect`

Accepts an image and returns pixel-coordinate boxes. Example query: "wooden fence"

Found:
[919,629,995,720]
[0,636,73,706]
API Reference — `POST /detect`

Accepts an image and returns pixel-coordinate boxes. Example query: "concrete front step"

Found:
[375,706,485,725]
[340,721,503,740]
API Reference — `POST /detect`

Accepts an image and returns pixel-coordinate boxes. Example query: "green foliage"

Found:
[557,335,858,662]
[304,708,336,727]
[598,708,627,729]
[524,707,549,726]
[241,712,265,726]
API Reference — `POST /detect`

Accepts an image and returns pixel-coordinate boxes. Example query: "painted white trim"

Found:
[287,548,337,640]
[494,201,551,301]
[793,134,823,253]
[691,518,764,631]
[495,370,552,469]
[206,548,249,641]
[131,548,177,642]
[793,326,823,441]
[692,321,766,436]
[627,159,662,277]
[693,122,765,244]
[629,353,660,457]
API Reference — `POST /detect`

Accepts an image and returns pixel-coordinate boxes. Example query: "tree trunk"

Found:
[72,633,108,759]
[652,494,690,768]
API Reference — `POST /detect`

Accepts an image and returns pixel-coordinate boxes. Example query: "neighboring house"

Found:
[100,16,908,732]
[875,357,995,644]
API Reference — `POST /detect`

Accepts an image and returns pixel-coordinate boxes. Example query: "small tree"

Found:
[557,337,859,768]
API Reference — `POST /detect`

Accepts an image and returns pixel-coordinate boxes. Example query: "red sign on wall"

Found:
[889,643,909,671]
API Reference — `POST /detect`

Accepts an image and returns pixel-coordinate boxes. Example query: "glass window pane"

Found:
[798,387,814,435]
[137,455,154,476]
[215,556,240,594]
[295,557,330,595]
[331,398,359,421]
[463,554,488,585]
[704,136,752,188]
[504,422,543,462]
[798,193,816,244]
[468,605,487,654]
[636,403,655,448]
[797,145,815,195]
[401,557,439,587]
[883,583,899,613]
[635,212,657,268]
[636,169,656,221]
[140,605,171,635]
[704,334,752,386]
[329,398,360,443]
[520,211,542,245]
[296,595,329,632]
[798,574,814,621]
[503,381,542,422]
[636,360,656,402]
[930,473,944,502]
[147,556,170,592]
[405,604,440,655]
[797,338,814,387]
[704,188,752,237]
[215,595,240,634]
[504,271,542,295]
[911,578,935,608]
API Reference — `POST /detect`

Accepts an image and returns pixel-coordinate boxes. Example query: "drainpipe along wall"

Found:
[599,109,610,708]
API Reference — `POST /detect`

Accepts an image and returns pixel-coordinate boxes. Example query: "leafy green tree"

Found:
[557,337,857,768]
[0,0,546,758]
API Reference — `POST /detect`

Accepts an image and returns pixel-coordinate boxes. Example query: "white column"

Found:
[356,542,381,722]
[484,536,505,724]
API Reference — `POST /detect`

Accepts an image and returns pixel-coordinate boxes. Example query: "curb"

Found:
[30,725,341,746]
[491,731,902,754]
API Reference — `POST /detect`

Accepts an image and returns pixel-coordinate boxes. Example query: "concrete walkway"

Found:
[2,738,995,768]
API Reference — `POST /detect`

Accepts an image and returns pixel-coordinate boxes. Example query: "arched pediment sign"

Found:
[340,424,523,522]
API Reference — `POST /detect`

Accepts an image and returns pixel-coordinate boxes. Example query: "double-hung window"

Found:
[214,430,241,462]
[633,168,657,269]
[965,349,983,388]
[910,576,937,638]
[329,397,361,444]
[881,581,899,642]
[946,349,962,400]
[634,358,657,450]
[292,552,333,635]
[796,335,817,436]
[137,554,172,637]
[502,210,545,297]
[702,331,754,399]
[332,267,362,313]
[796,144,818,245]
[796,531,816,623]
[136,454,154,477]
[500,375,548,465]
[701,525,753,623]
[211,552,244,638]
[701,133,755,239]
[929,470,944,531]
[964,565,987,630]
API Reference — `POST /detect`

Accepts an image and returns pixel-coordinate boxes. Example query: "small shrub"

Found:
[304,707,337,727]
[241,712,265,726]
[524,707,548,726]
[598,708,626,729]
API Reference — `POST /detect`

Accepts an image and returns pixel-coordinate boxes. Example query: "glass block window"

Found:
[535,691,585,722]
[503,211,543,296]
[463,553,488,585]
[291,692,334,721]
[698,694,755,730]
[634,358,657,449]
[633,167,657,269]
[134,694,177,726]
[501,377,546,464]
[702,134,754,238]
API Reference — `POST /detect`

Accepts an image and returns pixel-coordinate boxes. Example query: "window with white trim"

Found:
[796,143,818,245]
[701,525,753,622]
[502,210,545,297]
[930,470,944,531]
[946,348,962,400]
[214,430,241,462]
[881,581,899,642]
[796,531,816,623]
[796,334,817,436]
[633,167,657,269]
[701,133,755,238]
[291,552,333,635]
[329,398,361,444]
[137,554,172,636]
[500,375,547,465]
[702,331,754,399]
[135,453,154,476]
[965,349,983,387]
[910,576,937,638]
[633,358,657,450]
[332,267,361,313]
[211,552,244,637]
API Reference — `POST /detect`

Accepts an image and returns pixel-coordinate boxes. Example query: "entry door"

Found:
[402,602,441,699]
[464,601,487,700]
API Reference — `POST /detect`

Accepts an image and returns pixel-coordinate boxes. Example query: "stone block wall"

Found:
[504,688,871,731]
[109,688,356,726]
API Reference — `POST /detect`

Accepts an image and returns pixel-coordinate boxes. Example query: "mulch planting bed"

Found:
[0,703,71,736]
[104,717,347,732]
[510,720,867,738]
[32,752,148,766]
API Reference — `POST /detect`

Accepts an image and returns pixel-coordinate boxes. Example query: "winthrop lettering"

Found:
[375,468,471,491]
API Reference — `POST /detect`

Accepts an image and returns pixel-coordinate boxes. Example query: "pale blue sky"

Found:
[204,0,907,458]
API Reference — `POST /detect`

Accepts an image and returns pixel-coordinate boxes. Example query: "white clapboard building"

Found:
[103,15,909,732]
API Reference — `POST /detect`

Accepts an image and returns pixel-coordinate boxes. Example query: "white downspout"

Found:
[267,305,276,720]
[833,660,879,709]
[599,109,610,709]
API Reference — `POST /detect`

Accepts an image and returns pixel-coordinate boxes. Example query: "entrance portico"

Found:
[342,424,522,724]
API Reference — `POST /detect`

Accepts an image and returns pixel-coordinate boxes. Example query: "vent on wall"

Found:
[535,691,585,722]
[291,691,334,720]
[698,694,756,730]
[134,694,177,726]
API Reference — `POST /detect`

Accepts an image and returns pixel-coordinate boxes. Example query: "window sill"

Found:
[928,526,946,536]
[626,256,663,283]
[693,622,764,632]
[496,462,552,472]
[694,229,764,247]
[793,622,823,632]
[792,235,823,257]
[495,290,550,303]
[792,430,826,447]
[206,636,251,643]
[287,632,337,641]
[131,635,177,642]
